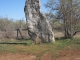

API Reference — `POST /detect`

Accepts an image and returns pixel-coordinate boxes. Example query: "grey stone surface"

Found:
[24,0,55,44]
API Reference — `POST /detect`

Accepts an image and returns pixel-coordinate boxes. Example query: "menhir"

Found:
[24,0,55,44]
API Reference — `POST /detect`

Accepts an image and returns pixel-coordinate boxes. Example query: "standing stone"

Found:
[24,0,55,44]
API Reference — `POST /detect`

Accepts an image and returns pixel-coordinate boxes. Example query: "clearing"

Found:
[0,38,80,60]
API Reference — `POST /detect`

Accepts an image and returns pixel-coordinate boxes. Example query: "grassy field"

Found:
[0,38,80,60]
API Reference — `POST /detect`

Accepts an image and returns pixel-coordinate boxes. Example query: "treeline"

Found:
[0,17,27,38]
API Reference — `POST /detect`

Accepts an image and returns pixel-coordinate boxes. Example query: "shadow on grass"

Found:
[76,42,80,44]
[0,42,27,45]
[55,37,80,45]
[16,38,31,41]
[55,37,71,40]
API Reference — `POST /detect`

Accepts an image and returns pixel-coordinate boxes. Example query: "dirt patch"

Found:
[0,49,80,60]
[56,49,80,60]
[0,53,36,60]
[41,52,53,60]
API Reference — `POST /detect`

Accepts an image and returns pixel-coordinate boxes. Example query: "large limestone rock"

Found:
[24,0,55,44]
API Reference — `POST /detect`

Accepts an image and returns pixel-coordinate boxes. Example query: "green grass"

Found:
[0,38,80,55]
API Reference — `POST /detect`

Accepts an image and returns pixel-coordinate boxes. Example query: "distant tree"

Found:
[45,12,62,31]
[45,12,54,20]
[0,17,14,38]
[0,17,26,38]
[14,19,26,29]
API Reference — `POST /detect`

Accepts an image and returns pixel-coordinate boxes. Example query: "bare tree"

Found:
[45,0,80,38]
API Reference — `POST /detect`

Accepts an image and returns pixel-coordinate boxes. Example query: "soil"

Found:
[56,49,80,60]
[0,49,80,60]
[0,53,36,60]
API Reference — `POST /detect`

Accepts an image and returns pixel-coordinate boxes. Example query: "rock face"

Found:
[24,0,55,44]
